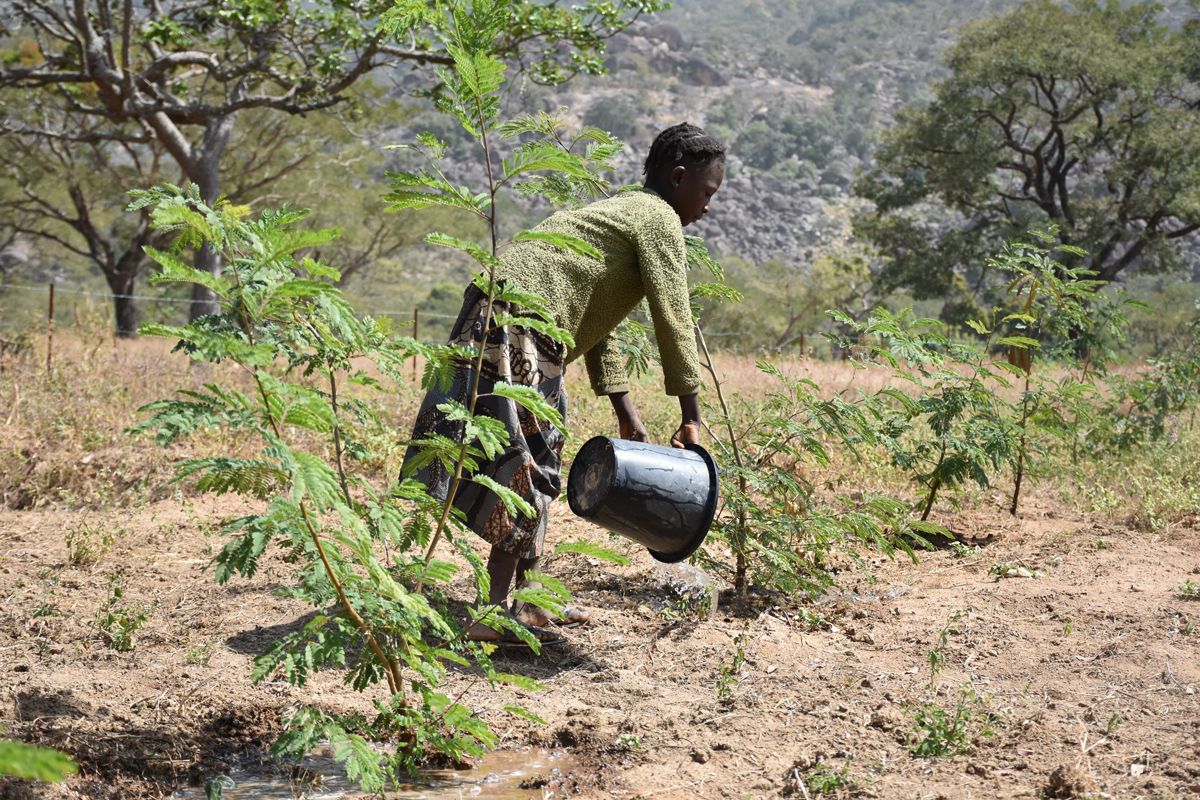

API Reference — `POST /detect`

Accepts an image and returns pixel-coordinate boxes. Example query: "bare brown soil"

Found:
[2,340,1199,799]
[2,490,1199,799]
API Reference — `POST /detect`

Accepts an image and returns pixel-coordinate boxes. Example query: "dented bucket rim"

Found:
[649,442,720,563]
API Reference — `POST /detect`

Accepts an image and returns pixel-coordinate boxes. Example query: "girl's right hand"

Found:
[619,417,650,442]
[610,391,650,442]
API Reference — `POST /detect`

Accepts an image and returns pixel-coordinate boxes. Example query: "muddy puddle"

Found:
[175,747,579,799]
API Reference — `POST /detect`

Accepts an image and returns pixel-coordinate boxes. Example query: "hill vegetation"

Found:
[2,0,1199,353]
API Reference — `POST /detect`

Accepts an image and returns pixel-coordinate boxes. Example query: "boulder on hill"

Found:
[644,22,686,51]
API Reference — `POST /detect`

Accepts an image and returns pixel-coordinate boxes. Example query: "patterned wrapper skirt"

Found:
[403,282,568,559]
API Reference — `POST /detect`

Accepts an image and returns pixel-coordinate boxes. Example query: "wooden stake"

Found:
[412,307,420,383]
[46,282,55,373]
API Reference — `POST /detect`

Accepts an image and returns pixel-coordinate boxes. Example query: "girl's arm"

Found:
[609,391,649,442]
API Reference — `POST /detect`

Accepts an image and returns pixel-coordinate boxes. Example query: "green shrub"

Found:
[130,1,628,787]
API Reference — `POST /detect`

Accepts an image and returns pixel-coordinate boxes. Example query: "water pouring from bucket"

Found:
[566,436,720,563]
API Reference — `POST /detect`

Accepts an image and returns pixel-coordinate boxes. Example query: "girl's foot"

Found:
[466,617,565,647]
[513,602,590,629]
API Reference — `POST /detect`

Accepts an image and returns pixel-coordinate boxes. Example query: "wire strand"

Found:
[0,281,461,319]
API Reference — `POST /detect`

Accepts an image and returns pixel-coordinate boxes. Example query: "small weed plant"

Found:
[65,521,118,568]
[33,576,61,618]
[657,583,715,622]
[909,684,999,758]
[927,608,971,683]
[95,575,148,652]
[989,561,1040,579]
[204,775,236,800]
[614,733,642,751]
[805,759,856,795]
[717,622,750,700]
[949,541,982,558]
[1177,580,1200,600]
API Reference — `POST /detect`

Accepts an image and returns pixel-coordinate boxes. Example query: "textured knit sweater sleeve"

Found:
[637,205,702,396]
[584,332,630,396]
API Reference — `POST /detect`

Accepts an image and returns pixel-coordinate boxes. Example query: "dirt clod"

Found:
[1045,764,1100,798]
[868,707,904,732]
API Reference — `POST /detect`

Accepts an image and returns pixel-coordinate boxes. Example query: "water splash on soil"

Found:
[175,747,578,799]
[653,561,719,618]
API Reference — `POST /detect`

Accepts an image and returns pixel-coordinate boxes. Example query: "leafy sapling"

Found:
[832,306,1018,524]
[984,229,1120,516]
[132,0,632,787]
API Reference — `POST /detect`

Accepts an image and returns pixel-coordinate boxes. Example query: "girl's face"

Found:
[664,160,725,227]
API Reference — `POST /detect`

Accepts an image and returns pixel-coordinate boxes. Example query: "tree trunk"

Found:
[188,118,234,321]
[1010,372,1032,516]
[111,276,140,337]
[97,255,140,337]
[112,229,158,337]
[190,245,222,320]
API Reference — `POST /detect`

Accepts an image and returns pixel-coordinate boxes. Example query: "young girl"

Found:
[405,122,726,645]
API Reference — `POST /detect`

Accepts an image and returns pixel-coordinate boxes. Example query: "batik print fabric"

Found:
[404,282,567,559]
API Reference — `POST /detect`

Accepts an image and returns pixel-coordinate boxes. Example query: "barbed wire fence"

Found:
[1,281,752,374]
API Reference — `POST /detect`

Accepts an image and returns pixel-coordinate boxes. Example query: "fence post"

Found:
[46,282,55,373]
[412,307,420,383]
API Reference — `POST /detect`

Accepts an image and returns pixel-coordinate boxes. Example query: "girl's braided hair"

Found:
[642,122,726,178]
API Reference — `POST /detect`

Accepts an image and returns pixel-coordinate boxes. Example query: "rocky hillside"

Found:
[513,0,1195,268]
[526,1,1019,266]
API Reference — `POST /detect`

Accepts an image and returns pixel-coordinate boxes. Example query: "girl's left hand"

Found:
[670,422,700,449]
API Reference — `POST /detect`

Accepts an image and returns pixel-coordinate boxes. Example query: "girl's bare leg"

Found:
[465,546,520,641]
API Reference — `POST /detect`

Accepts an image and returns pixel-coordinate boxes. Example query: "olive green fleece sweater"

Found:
[496,189,701,397]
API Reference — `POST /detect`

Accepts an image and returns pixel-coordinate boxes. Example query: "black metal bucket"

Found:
[566,436,720,563]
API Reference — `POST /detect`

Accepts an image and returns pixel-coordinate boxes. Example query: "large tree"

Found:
[0,0,661,323]
[854,0,1200,315]
[0,102,172,335]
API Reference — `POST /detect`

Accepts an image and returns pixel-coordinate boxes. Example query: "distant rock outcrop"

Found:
[678,56,726,87]
[689,164,843,265]
[644,22,686,51]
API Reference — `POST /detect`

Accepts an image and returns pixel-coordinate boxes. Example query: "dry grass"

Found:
[2,329,1196,535]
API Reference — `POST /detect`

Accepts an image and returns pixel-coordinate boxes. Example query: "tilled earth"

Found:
[2,490,1199,799]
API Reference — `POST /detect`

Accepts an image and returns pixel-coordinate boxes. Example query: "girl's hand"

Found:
[609,391,649,442]
[670,422,700,449]
[672,394,702,449]
[619,417,651,442]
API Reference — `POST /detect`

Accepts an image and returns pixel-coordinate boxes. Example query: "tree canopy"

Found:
[0,0,661,327]
[854,0,1200,316]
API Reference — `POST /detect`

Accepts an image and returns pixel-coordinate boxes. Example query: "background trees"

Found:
[0,0,660,329]
[855,0,1200,318]
[4,0,1199,346]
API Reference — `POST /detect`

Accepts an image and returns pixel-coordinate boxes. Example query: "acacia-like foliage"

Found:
[695,346,940,597]
[831,306,1026,524]
[130,0,631,788]
[130,186,536,785]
